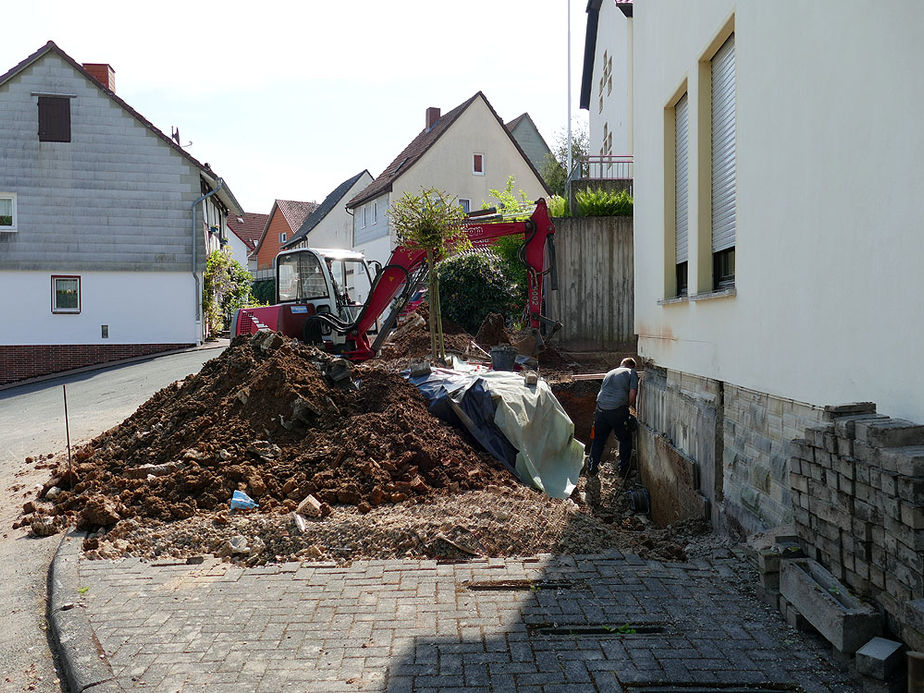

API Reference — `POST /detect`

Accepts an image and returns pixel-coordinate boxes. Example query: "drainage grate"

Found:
[527,622,665,636]
[465,579,575,591]
[625,684,802,693]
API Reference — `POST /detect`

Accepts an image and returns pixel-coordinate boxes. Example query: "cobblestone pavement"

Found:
[57,540,866,693]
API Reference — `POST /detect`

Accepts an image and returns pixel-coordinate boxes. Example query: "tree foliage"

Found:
[388,188,469,361]
[202,249,259,337]
[539,122,589,197]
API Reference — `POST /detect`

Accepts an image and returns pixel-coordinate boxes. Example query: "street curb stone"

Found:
[48,530,123,692]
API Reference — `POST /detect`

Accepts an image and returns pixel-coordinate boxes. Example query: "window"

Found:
[711,33,736,290]
[279,232,287,243]
[38,96,71,142]
[674,93,689,295]
[458,198,471,214]
[361,206,367,228]
[52,275,80,313]
[372,201,377,223]
[0,193,16,232]
[473,153,484,175]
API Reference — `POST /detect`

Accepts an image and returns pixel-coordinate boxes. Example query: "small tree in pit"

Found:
[388,188,469,362]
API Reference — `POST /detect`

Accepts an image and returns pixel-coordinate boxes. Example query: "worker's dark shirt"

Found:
[596,367,638,410]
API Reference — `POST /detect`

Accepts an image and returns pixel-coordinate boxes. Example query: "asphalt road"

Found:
[0,345,225,692]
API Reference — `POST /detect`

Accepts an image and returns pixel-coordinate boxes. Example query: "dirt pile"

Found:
[27,332,514,535]
[379,302,475,361]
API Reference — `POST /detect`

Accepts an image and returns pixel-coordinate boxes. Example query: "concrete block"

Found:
[824,402,878,420]
[878,446,924,477]
[897,475,924,503]
[856,637,904,680]
[832,412,888,437]
[758,548,782,574]
[760,570,781,591]
[900,503,924,530]
[855,420,924,448]
[806,424,835,448]
[904,601,924,635]
[881,472,898,498]
[780,558,882,653]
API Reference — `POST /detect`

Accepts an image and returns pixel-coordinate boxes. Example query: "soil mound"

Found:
[37,332,514,533]
[379,302,474,360]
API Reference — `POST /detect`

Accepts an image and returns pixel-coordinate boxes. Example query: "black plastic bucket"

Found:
[490,345,518,371]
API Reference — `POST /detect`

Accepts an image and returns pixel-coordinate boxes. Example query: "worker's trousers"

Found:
[588,405,633,474]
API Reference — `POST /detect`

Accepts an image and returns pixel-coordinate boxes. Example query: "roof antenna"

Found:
[171,126,192,148]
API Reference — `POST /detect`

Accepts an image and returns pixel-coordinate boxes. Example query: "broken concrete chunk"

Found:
[236,387,250,404]
[292,513,308,534]
[44,486,61,500]
[124,461,184,479]
[229,535,249,554]
[296,494,323,518]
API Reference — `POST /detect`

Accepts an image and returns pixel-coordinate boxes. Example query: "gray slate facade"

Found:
[0,43,240,273]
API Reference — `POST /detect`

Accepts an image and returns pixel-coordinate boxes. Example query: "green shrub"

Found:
[547,195,569,217]
[437,249,520,334]
[575,187,633,216]
[202,249,260,336]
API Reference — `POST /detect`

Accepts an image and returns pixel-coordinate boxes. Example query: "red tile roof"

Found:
[276,200,318,234]
[227,212,269,252]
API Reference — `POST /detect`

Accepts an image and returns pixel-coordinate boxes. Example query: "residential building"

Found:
[251,200,317,278]
[579,0,633,180]
[633,0,924,533]
[226,212,269,272]
[0,41,242,384]
[346,92,550,267]
[505,113,552,175]
[283,171,372,252]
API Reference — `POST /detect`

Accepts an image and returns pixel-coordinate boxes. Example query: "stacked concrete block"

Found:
[789,403,924,651]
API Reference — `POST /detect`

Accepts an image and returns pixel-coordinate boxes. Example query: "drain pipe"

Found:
[191,178,223,343]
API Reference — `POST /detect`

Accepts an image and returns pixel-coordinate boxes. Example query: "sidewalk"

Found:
[49,532,862,692]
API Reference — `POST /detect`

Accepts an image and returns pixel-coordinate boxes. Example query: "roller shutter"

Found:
[675,93,689,264]
[711,34,736,253]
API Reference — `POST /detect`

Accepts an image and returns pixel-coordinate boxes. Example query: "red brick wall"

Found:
[0,344,193,385]
[256,209,294,270]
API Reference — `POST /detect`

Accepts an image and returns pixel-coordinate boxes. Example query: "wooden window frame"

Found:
[0,192,17,232]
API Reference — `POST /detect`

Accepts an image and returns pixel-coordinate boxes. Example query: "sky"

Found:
[3,1,591,213]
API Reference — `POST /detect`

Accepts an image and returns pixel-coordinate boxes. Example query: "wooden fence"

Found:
[546,215,635,352]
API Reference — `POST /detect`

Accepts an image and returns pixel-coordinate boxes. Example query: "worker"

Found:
[586,357,639,477]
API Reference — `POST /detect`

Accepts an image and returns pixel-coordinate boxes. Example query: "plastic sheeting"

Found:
[408,367,584,499]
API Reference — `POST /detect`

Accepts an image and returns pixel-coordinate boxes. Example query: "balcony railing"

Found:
[570,154,634,182]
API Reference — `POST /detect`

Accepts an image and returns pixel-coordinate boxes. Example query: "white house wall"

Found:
[310,174,373,250]
[634,1,924,423]
[590,2,631,158]
[352,192,391,272]
[0,271,197,345]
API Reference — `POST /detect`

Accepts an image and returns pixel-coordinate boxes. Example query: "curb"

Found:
[0,340,228,393]
[48,530,123,692]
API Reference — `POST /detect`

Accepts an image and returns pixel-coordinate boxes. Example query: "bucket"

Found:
[490,345,518,371]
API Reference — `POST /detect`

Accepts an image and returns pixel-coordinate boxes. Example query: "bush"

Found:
[575,188,633,216]
[437,249,520,334]
[547,195,569,217]
[490,235,528,321]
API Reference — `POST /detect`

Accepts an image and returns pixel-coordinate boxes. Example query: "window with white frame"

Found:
[458,198,471,214]
[51,275,80,313]
[0,193,16,231]
[472,153,484,175]
[372,201,377,223]
[711,33,736,290]
[279,232,287,243]
[362,205,368,228]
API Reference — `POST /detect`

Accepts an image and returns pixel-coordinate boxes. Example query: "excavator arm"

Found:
[318,198,558,361]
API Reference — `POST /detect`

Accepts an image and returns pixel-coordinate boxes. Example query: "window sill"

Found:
[690,286,736,302]
[657,295,689,306]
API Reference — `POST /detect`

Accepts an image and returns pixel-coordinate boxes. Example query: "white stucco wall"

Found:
[225,231,250,269]
[352,192,392,271]
[589,2,631,158]
[0,271,198,345]
[633,1,924,423]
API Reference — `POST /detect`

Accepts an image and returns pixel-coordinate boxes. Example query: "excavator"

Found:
[231,198,560,361]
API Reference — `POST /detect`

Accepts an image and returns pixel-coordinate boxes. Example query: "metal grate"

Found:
[464,579,575,591]
[527,622,665,637]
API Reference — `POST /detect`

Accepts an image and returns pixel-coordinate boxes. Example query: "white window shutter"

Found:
[675,93,689,264]
[711,34,736,253]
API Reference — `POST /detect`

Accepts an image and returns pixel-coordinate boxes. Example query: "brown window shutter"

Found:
[38,97,71,142]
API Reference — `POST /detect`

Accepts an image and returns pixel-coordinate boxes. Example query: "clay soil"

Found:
[22,319,714,566]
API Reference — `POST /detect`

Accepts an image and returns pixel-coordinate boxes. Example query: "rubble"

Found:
[21,328,703,565]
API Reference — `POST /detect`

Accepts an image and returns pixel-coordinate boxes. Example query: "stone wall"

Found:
[789,405,924,649]
[638,366,825,535]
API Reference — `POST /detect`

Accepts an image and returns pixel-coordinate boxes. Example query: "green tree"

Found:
[388,188,469,361]
[539,122,589,197]
[202,249,259,337]
[482,176,532,218]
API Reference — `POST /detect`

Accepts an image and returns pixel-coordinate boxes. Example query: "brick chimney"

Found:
[426,106,440,131]
[82,63,116,92]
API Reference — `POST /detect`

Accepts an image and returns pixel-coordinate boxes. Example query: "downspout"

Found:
[191,177,224,343]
